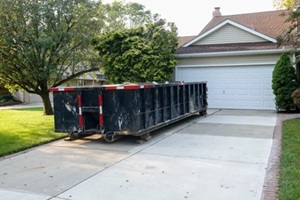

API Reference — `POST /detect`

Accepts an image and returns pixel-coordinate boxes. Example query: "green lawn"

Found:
[278,118,300,200]
[0,107,66,157]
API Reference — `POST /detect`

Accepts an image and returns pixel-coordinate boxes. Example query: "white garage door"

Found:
[176,65,275,110]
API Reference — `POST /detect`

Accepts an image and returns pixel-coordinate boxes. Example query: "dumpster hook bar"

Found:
[77,94,83,127]
[98,94,104,127]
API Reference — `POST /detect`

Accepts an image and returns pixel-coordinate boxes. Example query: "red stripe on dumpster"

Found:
[49,88,58,92]
[77,94,83,127]
[98,95,104,127]
[123,85,139,90]
[105,85,149,90]
[105,86,117,90]
[64,87,75,91]
[49,87,74,92]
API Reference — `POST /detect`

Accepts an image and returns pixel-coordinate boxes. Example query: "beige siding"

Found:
[65,79,103,86]
[194,24,267,45]
[178,54,281,66]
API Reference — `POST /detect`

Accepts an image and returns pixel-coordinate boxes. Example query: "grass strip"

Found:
[0,107,66,157]
[278,118,300,200]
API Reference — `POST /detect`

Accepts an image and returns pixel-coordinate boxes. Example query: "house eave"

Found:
[175,48,293,58]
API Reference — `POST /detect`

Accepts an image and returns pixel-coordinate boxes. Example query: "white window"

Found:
[77,80,85,86]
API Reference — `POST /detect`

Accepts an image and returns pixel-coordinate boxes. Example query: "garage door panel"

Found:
[263,101,275,108]
[237,90,248,95]
[250,89,262,96]
[250,78,262,84]
[236,101,249,107]
[250,101,262,108]
[211,89,223,95]
[176,65,275,110]
[236,78,248,84]
[263,89,273,97]
[263,77,272,84]
[225,89,235,95]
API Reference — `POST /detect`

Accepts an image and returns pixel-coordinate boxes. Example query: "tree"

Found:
[292,88,300,107]
[272,54,299,111]
[273,0,300,9]
[0,0,101,115]
[0,0,157,115]
[98,1,153,32]
[277,6,300,49]
[93,19,178,83]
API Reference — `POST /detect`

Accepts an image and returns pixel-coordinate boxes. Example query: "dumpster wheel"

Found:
[199,110,207,117]
[102,132,123,143]
[67,131,79,141]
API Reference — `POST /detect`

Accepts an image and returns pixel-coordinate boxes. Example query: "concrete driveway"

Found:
[0,109,277,200]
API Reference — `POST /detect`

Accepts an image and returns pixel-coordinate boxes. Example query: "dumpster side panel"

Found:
[144,88,155,129]
[53,91,79,132]
[102,90,143,133]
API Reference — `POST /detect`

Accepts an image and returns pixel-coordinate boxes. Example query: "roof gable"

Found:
[184,19,276,47]
[200,10,290,38]
[194,24,268,45]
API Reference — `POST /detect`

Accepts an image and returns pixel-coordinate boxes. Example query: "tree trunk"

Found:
[40,92,53,115]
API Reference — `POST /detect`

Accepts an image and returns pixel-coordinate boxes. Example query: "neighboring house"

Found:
[14,72,105,103]
[176,8,296,110]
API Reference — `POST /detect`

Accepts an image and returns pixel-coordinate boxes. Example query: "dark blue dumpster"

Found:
[50,82,207,142]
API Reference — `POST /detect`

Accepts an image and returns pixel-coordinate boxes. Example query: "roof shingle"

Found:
[178,35,197,47]
[200,10,291,39]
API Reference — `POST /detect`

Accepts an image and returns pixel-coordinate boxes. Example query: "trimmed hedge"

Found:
[272,54,299,111]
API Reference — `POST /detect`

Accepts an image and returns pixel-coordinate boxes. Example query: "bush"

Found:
[272,54,299,111]
[0,84,9,95]
[0,93,14,103]
[292,88,300,107]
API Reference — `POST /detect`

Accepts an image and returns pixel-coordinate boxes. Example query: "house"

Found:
[175,8,296,110]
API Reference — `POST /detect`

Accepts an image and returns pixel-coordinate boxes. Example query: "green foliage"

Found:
[99,1,152,32]
[0,0,161,114]
[0,84,9,95]
[277,6,300,47]
[0,94,13,103]
[0,84,13,103]
[93,19,178,83]
[272,54,299,111]
[0,108,66,157]
[278,118,300,200]
[0,0,102,114]
[292,88,300,107]
[273,0,300,9]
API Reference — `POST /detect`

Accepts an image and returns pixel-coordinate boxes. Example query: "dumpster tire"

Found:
[69,132,79,141]
[140,133,151,141]
[199,110,207,117]
[102,132,123,143]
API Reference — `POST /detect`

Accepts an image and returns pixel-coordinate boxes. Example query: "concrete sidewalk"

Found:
[0,109,277,200]
[0,102,44,110]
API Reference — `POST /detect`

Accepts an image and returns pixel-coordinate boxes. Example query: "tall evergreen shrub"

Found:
[272,54,299,111]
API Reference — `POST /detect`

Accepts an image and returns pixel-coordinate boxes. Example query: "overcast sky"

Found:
[102,0,275,36]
